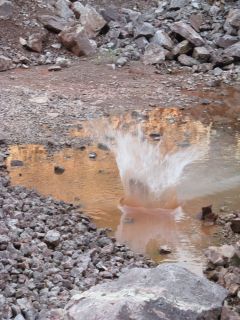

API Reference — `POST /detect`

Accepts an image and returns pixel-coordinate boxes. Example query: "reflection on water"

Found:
[6,107,240,274]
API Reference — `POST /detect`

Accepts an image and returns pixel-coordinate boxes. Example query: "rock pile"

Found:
[0,143,154,320]
[0,0,240,78]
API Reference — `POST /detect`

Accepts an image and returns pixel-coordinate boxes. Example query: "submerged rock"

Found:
[65,264,227,320]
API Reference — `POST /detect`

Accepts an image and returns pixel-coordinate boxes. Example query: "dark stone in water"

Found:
[11,160,24,167]
[230,218,240,233]
[54,165,65,174]
[97,143,109,151]
[89,152,97,159]
[159,245,172,254]
[200,205,218,222]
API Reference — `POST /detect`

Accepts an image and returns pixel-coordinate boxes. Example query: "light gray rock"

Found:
[178,54,199,66]
[224,42,240,60]
[215,35,239,49]
[193,46,210,62]
[56,57,71,68]
[0,0,13,20]
[55,0,74,20]
[39,15,68,33]
[225,9,240,29]
[171,21,205,46]
[71,1,85,19]
[134,22,155,39]
[169,0,189,10]
[58,24,96,56]
[79,4,107,38]
[172,40,192,56]
[116,57,128,67]
[0,55,13,71]
[44,230,61,246]
[142,43,166,65]
[65,264,228,320]
[151,30,174,50]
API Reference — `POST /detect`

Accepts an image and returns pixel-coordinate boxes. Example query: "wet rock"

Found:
[224,42,240,60]
[159,245,172,254]
[55,0,74,21]
[0,0,13,20]
[59,24,96,57]
[0,55,13,72]
[178,54,199,66]
[172,40,192,56]
[200,205,217,222]
[44,230,61,247]
[215,35,239,49]
[88,152,97,159]
[134,22,155,39]
[193,46,210,62]
[97,143,109,151]
[54,165,65,174]
[151,30,174,50]
[10,160,24,167]
[48,65,62,72]
[171,21,205,46]
[79,4,107,38]
[39,15,68,33]
[231,218,240,233]
[142,43,166,65]
[65,264,227,320]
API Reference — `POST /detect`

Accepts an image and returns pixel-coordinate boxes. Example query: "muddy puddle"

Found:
[7,100,240,274]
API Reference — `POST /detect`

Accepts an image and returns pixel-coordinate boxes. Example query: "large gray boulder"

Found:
[171,21,205,46]
[142,43,166,65]
[224,42,240,59]
[0,0,13,20]
[64,264,227,320]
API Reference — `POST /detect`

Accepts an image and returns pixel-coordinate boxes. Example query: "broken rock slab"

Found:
[142,43,166,65]
[0,55,13,71]
[193,46,210,62]
[224,42,240,60]
[64,264,228,320]
[58,24,96,56]
[55,0,74,21]
[39,15,68,33]
[134,22,155,40]
[151,30,174,50]
[171,21,205,46]
[178,54,199,66]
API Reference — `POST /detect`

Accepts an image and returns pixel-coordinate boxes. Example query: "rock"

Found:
[178,54,199,66]
[224,42,240,60]
[100,6,120,23]
[231,218,240,233]
[79,4,107,38]
[200,205,217,222]
[225,9,240,29]
[44,230,61,246]
[89,152,97,159]
[48,65,62,72]
[39,15,68,33]
[221,306,240,320]
[24,33,45,53]
[213,67,223,76]
[65,264,227,320]
[151,30,174,50]
[55,0,74,20]
[142,43,166,65]
[159,245,172,254]
[54,165,65,174]
[171,21,205,46]
[193,46,210,62]
[190,13,203,32]
[215,35,239,49]
[0,55,13,71]
[116,57,128,67]
[14,314,25,320]
[58,24,96,57]
[10,160,24,167]
[135,37,149,50]
[169,0,189,10]
[172,40,192,56]
[134,22,155,39]
[0,0,13,20]
[211,51,234,67]
[71,1,84,19]
[56,57,71,68]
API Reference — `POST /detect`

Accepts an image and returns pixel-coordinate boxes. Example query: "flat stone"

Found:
[142,43,166,65]
[0,0,13,20]
[159,245,172,254]
[151,30,174,50]
[10,160,24,167]
[59,24,96,57]
[39,15,68,33]
[171,21,205,46]
[178,54,199,66]
[193,46,210,62]
[65,264,227,320]
[190,13,203,32]
[48,65,62,72]
[215,35,239,49]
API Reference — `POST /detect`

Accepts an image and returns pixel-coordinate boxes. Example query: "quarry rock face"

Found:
[65,264,228,320]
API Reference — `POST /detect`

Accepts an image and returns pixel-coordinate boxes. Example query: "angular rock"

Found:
[65,264,227,320]
[169,0,189,10]
[231,218,240,233]
[54,165,65,174]
[172,40,192,56]
[100,6,120,23]
[39,15,68,33]
[56,56,71,68]
[216,35,239,49]
[48,65,62,72]
[221,306,240,320]
[226,9,240,29]
[10,160,23,167]
[44,230,61,247]
[79,4,107,38]
[71,1,85,19]
[134,22,155,40]
[190,13,203,32]
[116,57,127,67]
[151,30,174,50]
[211,50,234,67]
[171,21,205,46]
[159,245,172,254]
[224,42,240,60]
[0,0,13,20]
[193,46,210,62]
[55,0,74,20]
[135,36,149,50]
[142,43,166,65]
[178,54,199,66]
[25,33,45,53]
[58,24,96,56]
[0,55,13,71]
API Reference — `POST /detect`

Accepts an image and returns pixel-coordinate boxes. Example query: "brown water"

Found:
[7,104,240,274]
